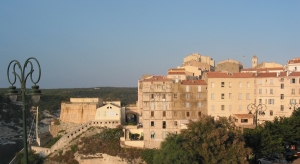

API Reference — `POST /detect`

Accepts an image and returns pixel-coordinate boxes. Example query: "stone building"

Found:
[138,75,207,148]
[215,59,243,73]
[205,72,255,127]
[60,98,103,125]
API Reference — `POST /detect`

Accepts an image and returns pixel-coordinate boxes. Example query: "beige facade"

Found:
[182,53,215,71]
[206,72,255,127]
[138,75,207,148]
[95,103,122,125]
[60,98,103,124]
[286,58,300,71]
[215,59,243,73]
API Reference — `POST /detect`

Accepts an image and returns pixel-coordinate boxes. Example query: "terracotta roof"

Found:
[233,114,253,118]
[181,80,207,85]
[143,76,172,82]
[206,72,253,78]
[288,59,300,64]
[256,72,277,77]
[241,67,283,71]
[289,72,300,76]
[168,72,186,75]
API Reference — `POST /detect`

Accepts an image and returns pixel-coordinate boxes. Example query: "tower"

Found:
[252,55,258,68]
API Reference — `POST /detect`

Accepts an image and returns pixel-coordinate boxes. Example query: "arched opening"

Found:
[126,113,137,125]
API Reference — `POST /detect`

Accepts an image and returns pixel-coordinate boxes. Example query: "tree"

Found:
[15,150,44,164]
[153,134,194,164]
[152,116,251,164]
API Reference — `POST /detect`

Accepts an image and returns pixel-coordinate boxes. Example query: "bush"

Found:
[15,150,44,164]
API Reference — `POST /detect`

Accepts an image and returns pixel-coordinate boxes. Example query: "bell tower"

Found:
[252,55,258,68]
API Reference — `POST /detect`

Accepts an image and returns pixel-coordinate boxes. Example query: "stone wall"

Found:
[32,120,120,157]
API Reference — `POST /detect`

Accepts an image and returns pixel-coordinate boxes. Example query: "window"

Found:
[186,93,190,99]
[162,94,166,99]
[241,119,248,123]
[150,131,155,138]
[270,79,273,84]
[174,93,177,98]
[259,99,262,104]
[151,121,154,126]
[291,78,296,84]
[197,93,201,99]
[268,99,274,104]
[162,131,167,139]
[259,89,262,94]
[290,99,296,104]
[229,93,232,99]
[198,86,201,92]
[270,89,273,94]
[174,111,177,116]
[254,89,256,94]
[151,94,154,99]
[174,121,178,126]
[247,82,250,88]
[198,112,201,117]
[295,67,297,71]
[239,105,242,111]
[281,84,284,89]
[211,93,215,100]
[162,102,166,110]
[280,78,284,82]
[211,105,215,111]
[239,82,242,88]
[259,79,262,85]
[103,111,106,116]
[280,94,284,100]
[292,88,295,94]
[280,105,284,111]
[221,82,225,87]
[150,85,154,90]
[186,102,190,108]
[221,105,225,110]
[151,111,154,117]
[221,93,225,99]
[270,110,273,116]
[162,85,165,90]
[186,112,190,117]
[238,93,242,100]
[246,93,250,100]
[186,86,190,92]
[150,102,154,110]
[162,111,166,117]
[162,121,166,129]
[229,82,232,88]
[211,82,215,88]
[198,102,202,108]
[229,105,232,111]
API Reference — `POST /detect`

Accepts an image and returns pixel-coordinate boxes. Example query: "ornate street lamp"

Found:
[289,103,299,111]
[6,57,42,164]
[247,100,267,127]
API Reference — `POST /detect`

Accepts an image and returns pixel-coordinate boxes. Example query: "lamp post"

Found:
[6,57,42,164]
[247,100,267,127]
[289,103,299,111]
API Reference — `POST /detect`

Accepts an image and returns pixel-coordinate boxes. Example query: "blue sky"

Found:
[0,1,299,88]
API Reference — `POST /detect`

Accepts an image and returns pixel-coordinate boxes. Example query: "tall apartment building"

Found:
[138,75,207,148]
[182,53,215,76]
[205,72,255,127]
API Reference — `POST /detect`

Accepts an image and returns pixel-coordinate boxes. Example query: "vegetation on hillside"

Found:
[15,150,44,164]
[0,87,137,122]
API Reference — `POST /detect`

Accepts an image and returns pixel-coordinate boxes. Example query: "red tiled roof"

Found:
[233,114,253,118]
[256,72,277,77]
[241,67,283,71]
[181,80,207,85]
[288,59,300,64]
[289,72,300,76]
[206,72,253,78]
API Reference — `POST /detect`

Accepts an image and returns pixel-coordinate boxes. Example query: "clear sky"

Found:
[0,1,299,89]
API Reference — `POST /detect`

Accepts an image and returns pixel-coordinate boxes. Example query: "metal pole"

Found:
[21,86,28,164]
[255,110,258,128]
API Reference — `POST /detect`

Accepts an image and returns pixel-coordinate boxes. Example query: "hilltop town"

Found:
[5,53,300,163]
